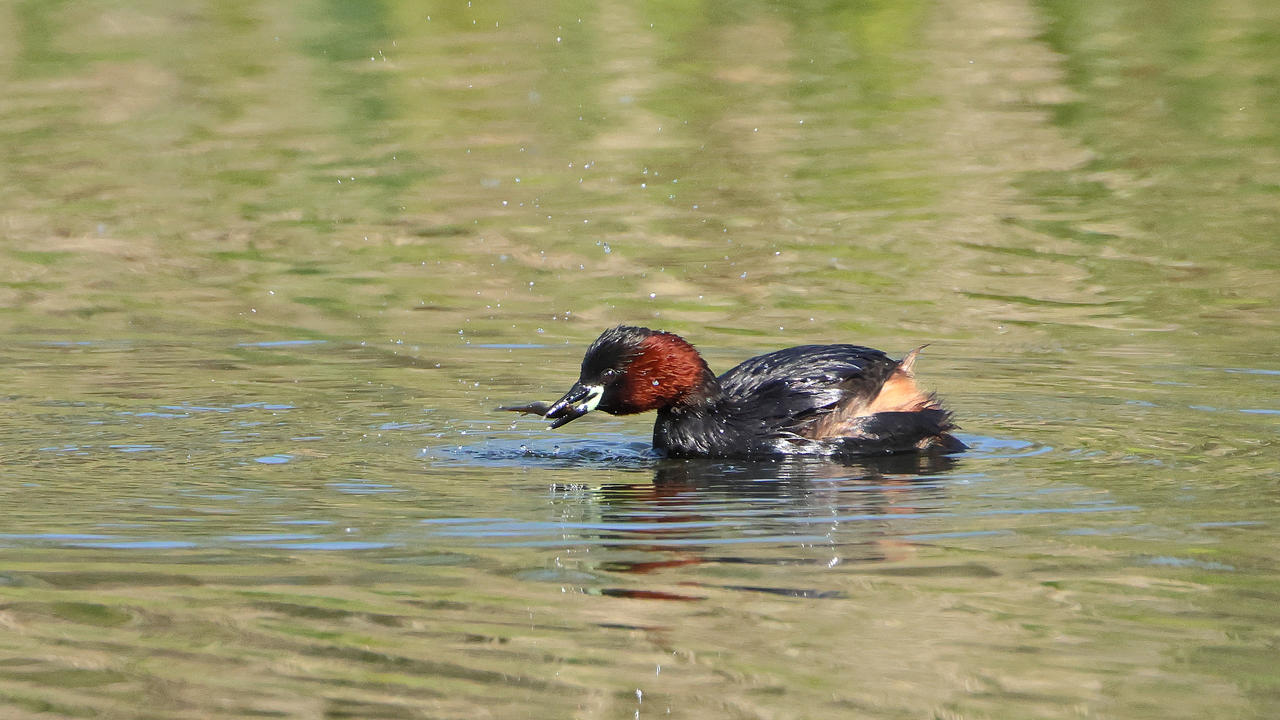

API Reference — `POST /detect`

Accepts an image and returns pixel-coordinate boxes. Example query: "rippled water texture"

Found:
[1,1,1278,718]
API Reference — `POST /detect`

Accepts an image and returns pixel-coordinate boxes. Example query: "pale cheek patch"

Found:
[579,385,604,412]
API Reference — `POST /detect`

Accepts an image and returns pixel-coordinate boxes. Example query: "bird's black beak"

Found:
[543,381,604,429]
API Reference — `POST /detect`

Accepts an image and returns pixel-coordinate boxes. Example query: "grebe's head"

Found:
[543,326,714,428]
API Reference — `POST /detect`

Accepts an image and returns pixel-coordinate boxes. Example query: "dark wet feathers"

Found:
[580,325,652,377]
[715,344,900,432]
[508,325,962,458]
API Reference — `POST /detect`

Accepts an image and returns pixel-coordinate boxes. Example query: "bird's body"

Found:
[502,326,963,459]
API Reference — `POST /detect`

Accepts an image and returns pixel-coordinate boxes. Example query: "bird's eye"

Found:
[600,368,620,382]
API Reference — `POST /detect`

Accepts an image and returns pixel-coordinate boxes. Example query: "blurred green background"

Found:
[1,1,1277,718]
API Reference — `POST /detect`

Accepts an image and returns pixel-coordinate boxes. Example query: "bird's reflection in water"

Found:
[575,454,962,600]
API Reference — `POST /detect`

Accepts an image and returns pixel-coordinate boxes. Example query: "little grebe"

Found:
[501,325,964,458]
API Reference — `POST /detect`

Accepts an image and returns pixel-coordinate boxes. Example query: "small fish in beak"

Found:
[498,382,605,429]
[496,401,554,416]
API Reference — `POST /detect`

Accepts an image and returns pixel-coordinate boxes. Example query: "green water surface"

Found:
[1,1,1278,718]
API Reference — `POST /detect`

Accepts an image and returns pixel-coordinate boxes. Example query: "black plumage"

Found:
[656,344,930,457]
[503,326,963,459]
